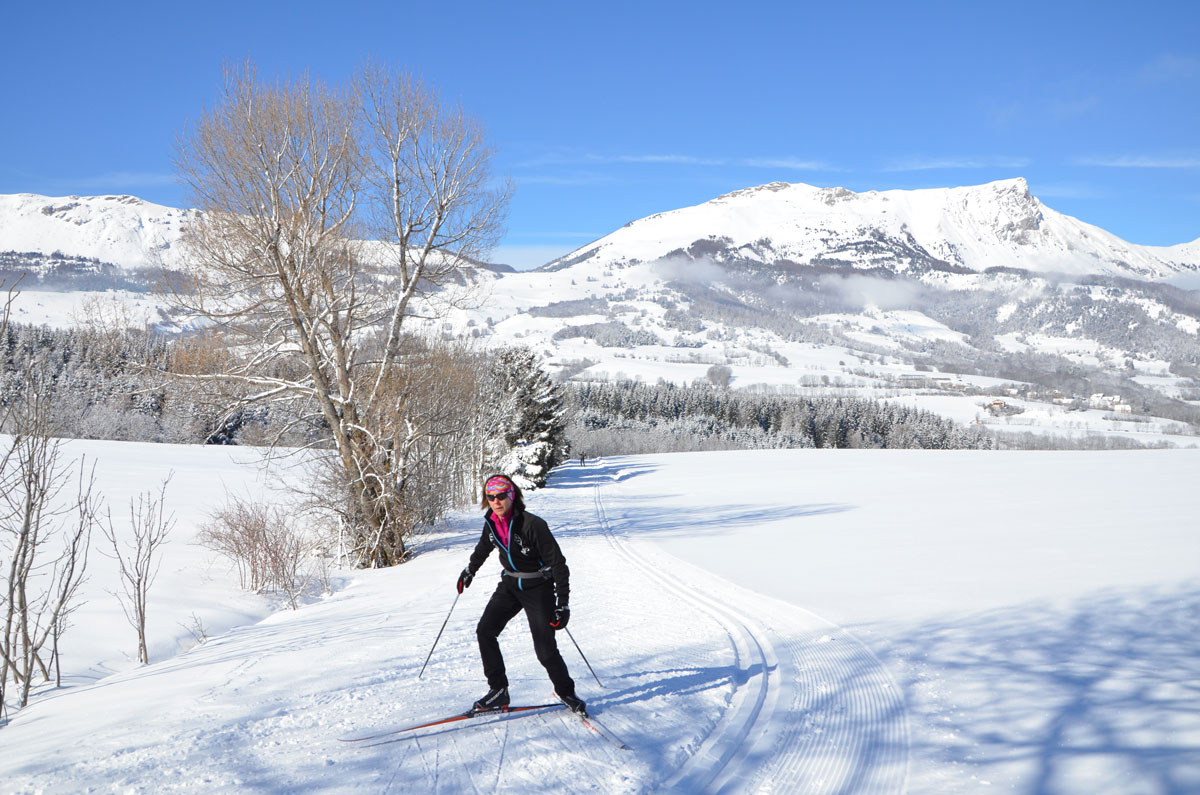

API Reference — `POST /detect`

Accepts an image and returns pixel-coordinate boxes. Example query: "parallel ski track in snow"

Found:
[592,482,910,793]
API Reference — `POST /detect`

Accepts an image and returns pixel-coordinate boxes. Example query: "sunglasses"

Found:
[486,492,511,502]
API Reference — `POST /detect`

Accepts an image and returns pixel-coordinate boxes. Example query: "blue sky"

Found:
[3,1,1197,268]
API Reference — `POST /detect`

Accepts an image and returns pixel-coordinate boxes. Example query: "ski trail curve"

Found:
[592,483,910,793]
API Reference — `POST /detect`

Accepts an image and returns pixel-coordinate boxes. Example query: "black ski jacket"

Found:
[467,508,570,604]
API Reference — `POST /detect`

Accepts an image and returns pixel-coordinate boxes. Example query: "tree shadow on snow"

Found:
[580,494,853,540]
[875,584,1200,793]
[547,458,661,490]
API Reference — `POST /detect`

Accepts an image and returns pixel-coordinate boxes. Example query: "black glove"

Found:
[456,568,474,594]
[549,604,570,630]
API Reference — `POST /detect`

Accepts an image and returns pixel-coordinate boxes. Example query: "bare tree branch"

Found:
[168,62,510,565]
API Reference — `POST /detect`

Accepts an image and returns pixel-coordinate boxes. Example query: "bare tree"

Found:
[297,335,485,563]
[170,62,509,566]
[1,359,100,711]
[102,475,175,665]
[706,364,734,389]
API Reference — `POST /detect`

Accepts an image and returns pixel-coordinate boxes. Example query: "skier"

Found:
[455,474,586,716]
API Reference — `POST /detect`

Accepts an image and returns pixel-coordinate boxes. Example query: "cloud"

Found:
[1048,96,1098,120]
[818,273,926,312]
[516,171,617,186]
[516,151,837,179]
[883,156,1032,172]
[526,231,605,240]
[514,151,726,186]
[1136,53,1200,85]
[1075,155,1200,169]
[597,154,725,166]
[1028,182,1108,200]
[516,151,725,168]
[73,171,177,189]
[491,244,582,270]
[982,99,1025,128]
[740,157,835,171]
[650,254,727,286]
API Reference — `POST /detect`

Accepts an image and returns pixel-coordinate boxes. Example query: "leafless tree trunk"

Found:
[169,61,509,567]
[102,476,174,665]
[1,358,99,711]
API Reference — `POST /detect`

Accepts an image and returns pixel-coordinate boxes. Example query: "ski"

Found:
[564,708,630,750]
[339,703,563,743]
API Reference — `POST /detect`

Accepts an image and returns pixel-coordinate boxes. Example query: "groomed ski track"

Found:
[586,464,910,793]
[368,462,911,792]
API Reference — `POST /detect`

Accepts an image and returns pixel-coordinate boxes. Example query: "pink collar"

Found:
[490,511,511,547]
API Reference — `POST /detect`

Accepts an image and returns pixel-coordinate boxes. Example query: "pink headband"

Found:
[484,476,514,497]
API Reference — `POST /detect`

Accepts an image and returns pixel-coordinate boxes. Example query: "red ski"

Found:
[338,703,564,743]
[565,709,630,750]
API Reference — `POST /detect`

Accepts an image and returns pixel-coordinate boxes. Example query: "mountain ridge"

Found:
[2,179,1198,282]
[541,178,1200,281]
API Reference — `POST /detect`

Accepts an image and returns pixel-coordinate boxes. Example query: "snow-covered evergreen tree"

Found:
[483,347,568,489]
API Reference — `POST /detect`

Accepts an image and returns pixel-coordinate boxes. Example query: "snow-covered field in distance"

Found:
[12,285,1200,449]
[1,441,1197,793]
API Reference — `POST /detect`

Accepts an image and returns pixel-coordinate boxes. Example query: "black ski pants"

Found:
[476,579,576,698]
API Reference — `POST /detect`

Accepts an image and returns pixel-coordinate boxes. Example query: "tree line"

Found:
[566,380,994,456]
[0,319,568,558]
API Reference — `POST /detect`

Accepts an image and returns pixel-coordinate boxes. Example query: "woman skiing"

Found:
[455,474,586,716]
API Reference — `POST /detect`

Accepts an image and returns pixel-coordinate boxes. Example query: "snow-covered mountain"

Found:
[545,178,1200,280]
[0,192,192,272]
[2,182,1198,445]
[4,179,1197,285]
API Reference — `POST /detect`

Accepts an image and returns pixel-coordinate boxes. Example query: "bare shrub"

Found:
[706,364,733,388]
[198,497,319,609]
[178,613,209,648]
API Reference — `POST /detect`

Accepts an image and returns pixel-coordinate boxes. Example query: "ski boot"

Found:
[472,686,509,713]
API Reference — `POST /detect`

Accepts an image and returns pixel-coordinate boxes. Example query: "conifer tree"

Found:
[484,347,568,489]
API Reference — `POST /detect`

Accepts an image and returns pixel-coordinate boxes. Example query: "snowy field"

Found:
[1,443,1198,793]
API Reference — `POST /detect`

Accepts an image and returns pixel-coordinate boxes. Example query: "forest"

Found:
[566,380,994,455]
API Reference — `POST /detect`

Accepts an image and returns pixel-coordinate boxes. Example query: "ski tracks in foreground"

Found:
[592,483,910,793]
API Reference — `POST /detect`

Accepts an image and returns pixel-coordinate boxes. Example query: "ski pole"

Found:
[565,627,604,688]
[418,591,460,679]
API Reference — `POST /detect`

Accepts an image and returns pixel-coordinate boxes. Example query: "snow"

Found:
[3,441,1198,793]
[813,309,969,348]
[3,188,1198,449]
[9,289,166,330]
[0,193,191,270]
[552,179,1199,281]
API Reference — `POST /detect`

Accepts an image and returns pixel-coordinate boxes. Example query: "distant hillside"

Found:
[2,182,1198,447]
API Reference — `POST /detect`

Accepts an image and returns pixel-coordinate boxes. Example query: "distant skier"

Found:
[579,453,586,467]
[455,474,585,716]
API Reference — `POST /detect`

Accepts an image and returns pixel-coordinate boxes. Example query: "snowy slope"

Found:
[546,178,1199,280]
[1,442,1198,793]
[0,193,192,270]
